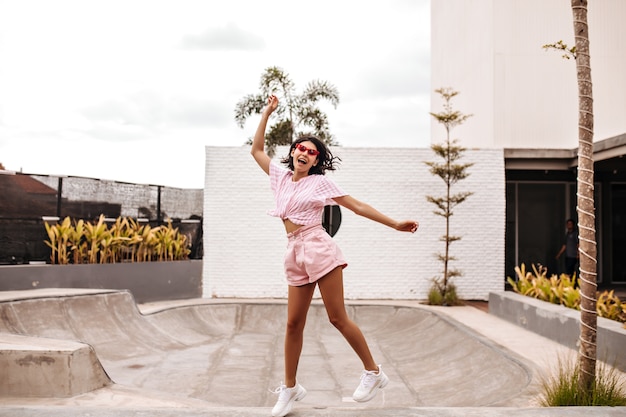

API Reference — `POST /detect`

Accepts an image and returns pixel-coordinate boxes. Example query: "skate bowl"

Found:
[0,288,537,409]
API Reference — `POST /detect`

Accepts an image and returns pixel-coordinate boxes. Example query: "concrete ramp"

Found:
[0,333,110,397]
[0,289,534,408]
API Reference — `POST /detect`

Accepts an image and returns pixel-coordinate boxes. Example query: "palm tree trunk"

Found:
[571,0,597,393]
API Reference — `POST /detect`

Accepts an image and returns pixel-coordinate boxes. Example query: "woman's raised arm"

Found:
[250,95,278,175]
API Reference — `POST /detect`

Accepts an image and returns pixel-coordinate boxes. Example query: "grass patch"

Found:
[427,282,462,306]
[539,355,626,406]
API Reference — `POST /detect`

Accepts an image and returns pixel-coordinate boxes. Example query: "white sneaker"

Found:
[271,382,307,417]
[352,365,389,402]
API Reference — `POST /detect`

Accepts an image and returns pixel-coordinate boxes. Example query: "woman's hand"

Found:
[396,220,419,233]
[263,95,278,117]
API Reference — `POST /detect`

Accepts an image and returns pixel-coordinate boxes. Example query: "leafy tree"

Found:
[425,87,473,305]
[234,66,340,156]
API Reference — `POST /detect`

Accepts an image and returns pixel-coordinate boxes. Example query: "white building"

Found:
[432,0,626,149]
[203,0,626,299]
[431,0,626,284]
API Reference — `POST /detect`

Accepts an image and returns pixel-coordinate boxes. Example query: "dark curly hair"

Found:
[280,136,341,175]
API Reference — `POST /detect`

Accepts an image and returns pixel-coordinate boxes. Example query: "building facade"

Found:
[432,0,626,284]
[203,0,626,299]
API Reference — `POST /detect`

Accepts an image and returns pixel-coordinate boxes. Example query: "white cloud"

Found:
[180,22,266,51]
[0,0,430,188]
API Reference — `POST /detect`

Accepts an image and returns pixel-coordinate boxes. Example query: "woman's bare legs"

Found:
[283,283,316,388]
[317,267,378,372]
[283,267,378,388]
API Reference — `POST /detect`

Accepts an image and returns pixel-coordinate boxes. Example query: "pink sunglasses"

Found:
[295,143,320,156]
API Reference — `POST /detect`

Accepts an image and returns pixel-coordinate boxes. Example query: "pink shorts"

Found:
[284,224,348,286]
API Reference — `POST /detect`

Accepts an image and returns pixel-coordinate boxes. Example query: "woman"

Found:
[251,95,418,417]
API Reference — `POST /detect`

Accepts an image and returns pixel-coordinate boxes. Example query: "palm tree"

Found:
[235,66,340,156]
[570,0,597,394]
[544,0,597,394]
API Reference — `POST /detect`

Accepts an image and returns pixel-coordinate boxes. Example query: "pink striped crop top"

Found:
[268,161,346,226]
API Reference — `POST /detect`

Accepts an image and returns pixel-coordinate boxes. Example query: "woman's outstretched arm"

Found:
[250,95,278,175]
[333,195,419,233]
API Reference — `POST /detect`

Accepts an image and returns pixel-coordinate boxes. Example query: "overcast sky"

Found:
[0,0,430,188]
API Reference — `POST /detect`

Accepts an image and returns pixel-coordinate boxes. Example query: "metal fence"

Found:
[0,171,203,264]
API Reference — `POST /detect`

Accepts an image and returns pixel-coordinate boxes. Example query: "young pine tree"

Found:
[425,88,474,305]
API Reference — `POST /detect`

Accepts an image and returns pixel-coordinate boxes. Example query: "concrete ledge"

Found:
[489,291,626,371]
[0,260,202,303]
[0,333,110,397]
[1,406,626,417]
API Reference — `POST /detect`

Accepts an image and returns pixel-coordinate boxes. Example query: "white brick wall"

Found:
[203,146,505,300]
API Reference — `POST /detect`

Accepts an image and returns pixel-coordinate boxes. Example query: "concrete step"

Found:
[0,333,110,397]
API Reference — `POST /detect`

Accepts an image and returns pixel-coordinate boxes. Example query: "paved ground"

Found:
[0,288,624,416]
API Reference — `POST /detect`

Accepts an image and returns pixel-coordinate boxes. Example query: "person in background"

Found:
[556,218,579,277]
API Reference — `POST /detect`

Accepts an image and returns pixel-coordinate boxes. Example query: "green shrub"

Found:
[427,281,462,306]
[427,285,443,305]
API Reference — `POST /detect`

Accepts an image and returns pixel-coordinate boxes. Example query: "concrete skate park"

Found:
[0,288,625,417]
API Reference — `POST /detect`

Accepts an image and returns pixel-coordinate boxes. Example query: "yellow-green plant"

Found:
[122,218,143,262]
[551,274,580,310]
[507,264,573,304]
[509,263,625,325]
[152,221,190,262]
[154,225,173,262]
[44,216,74,264]
[597,290,626,323]
[83,215,109,264]
[68,219,87,264]
[44,220,60,264]
[105,217,132,263]
[507,263,534,294]
[136,223,157,262]
[43,215,190,264]
[171,232,190,261]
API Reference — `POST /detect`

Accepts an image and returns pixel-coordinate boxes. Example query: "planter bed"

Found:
[489,291,626,372]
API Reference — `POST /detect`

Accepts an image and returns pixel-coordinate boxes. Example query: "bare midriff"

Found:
[283,219,303,234]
